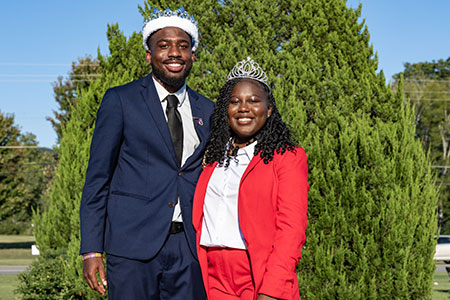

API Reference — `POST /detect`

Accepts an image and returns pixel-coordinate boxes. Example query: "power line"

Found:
[0,162,56,168]
[0,80,92,83]
[0,169,52,176]
[0,146,50,149]
[0,74,101,77]
[0,63,99,67]
[404,79,450,83]
[407,99,450,102]
[404,91,450,94]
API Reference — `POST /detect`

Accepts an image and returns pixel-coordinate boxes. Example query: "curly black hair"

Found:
[204,78,296,166]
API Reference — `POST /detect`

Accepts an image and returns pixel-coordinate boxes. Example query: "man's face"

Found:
[146,27,195,93]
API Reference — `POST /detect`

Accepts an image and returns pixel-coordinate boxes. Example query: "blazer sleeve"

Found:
[79,88,123,254]
[259,147,309,298]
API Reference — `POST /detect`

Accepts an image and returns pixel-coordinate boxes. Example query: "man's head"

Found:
[142,6,198,92]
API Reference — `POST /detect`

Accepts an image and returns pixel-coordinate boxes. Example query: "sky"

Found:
[1,0,449,148]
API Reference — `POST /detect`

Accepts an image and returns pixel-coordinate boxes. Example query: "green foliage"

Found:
[48,56,101,143]
[393,59,450,234]
[15,249,103,300]
[394,57,450,81]
[0,112,55,234]
[28,0,438,299]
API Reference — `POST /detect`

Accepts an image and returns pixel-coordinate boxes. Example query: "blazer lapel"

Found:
[182,88,210,169]
[140,73,178,164]
[192,162,217,230]
[240,154,263,184]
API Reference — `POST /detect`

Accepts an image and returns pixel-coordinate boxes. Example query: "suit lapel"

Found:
[140,73,177,164]
[192,162,217,229]
[240,154,263,185]
[182,88,210,169]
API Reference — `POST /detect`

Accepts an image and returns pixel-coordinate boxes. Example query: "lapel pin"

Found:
[193,117,204,126]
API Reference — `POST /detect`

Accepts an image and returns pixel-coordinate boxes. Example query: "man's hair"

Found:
[204,78,296,167]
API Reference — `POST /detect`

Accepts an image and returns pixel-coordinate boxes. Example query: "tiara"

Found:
[142,6,199,51]
[227,57,270,89]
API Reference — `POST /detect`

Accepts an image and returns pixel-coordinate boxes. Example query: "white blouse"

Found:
[200,142,256,249]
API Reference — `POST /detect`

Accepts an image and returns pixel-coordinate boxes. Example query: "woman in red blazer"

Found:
[193,58,309,300]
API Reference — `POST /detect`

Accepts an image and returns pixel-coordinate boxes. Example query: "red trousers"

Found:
[206,247,255,300]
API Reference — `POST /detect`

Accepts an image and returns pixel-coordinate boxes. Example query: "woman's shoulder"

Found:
[269,146,307,167]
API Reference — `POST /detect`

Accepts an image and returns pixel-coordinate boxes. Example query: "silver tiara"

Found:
[227,57,270,89]
[143,6,198,27]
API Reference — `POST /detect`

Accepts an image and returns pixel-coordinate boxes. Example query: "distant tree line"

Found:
[393,57,450,234]
[0,112,55,234]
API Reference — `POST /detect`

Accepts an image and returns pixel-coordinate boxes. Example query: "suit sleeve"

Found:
[259,147,309,298]
[79,89,123,254]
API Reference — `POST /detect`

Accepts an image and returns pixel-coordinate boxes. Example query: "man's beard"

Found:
[152,61,193,90]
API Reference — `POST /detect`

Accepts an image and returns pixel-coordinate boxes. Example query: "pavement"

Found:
[0,265,27,275]
[436,263,450,273]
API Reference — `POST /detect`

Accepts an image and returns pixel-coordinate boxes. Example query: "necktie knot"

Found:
[166,95,179,108]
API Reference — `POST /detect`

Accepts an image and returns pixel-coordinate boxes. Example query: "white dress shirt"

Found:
[152,76,200,221]
[200,142,256,249]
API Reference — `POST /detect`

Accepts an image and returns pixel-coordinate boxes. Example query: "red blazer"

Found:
[193,147,309,300]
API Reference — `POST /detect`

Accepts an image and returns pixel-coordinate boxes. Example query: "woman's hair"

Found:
[204,78,296,166]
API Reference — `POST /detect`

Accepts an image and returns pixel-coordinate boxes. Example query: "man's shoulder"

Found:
[107,76,148,95]
[187,87,215,108]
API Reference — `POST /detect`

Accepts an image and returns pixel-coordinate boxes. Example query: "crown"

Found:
[145,6,198,26]
[142,6,199,51]
[227,57,270,89]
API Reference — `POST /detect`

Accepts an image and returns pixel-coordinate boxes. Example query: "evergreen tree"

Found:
[48,56,101,143]
[0,112,55,234]
[27,1,438,299]
[393,59,450,234]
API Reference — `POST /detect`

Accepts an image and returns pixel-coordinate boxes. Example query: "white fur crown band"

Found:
[142,6,199,52]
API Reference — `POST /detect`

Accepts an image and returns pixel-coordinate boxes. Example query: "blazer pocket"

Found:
[111,190,151,201]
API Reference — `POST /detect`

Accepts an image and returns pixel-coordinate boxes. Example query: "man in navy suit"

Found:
[80,6,214,299]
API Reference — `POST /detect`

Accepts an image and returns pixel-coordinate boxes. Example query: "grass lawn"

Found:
[0,274,19,300]
[432,272,450,300]
[0,249,36,266]
[0,235,37,266]
[0,236,34,244]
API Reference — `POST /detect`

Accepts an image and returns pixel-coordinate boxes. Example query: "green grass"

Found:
[0,235,35,250]
[0,236,34,244]
[0,274,19,300]
[0,235,37,266]
[432,272,450,299]
[0,249,36,266]
[0,236,35,299]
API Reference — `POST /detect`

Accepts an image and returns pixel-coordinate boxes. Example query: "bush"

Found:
[15,249,96,300]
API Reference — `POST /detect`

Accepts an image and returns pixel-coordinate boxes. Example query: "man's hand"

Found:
[82,253,107,295]
[257,294,278,300]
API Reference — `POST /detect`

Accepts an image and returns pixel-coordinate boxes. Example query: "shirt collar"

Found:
[152,75,187,107]
[236,141,257,162]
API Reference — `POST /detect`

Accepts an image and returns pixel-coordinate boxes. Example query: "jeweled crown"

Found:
[142,6,199,51]
[144,6,198,28]
[227,57,270,89]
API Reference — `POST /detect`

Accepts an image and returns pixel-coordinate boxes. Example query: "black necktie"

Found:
[165,95,183,166]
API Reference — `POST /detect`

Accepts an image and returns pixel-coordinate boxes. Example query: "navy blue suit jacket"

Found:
[80,73,214,260]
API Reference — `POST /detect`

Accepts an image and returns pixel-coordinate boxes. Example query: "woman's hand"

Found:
[257,294,278,300]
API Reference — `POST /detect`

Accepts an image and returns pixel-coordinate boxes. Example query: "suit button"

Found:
[168,201,175,208]
[178,172,183,176]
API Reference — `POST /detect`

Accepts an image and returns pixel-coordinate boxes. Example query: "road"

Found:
[436,263,450,273]
[0,265,27,274]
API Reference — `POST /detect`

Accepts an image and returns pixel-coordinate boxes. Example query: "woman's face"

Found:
[227,79,272,147]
